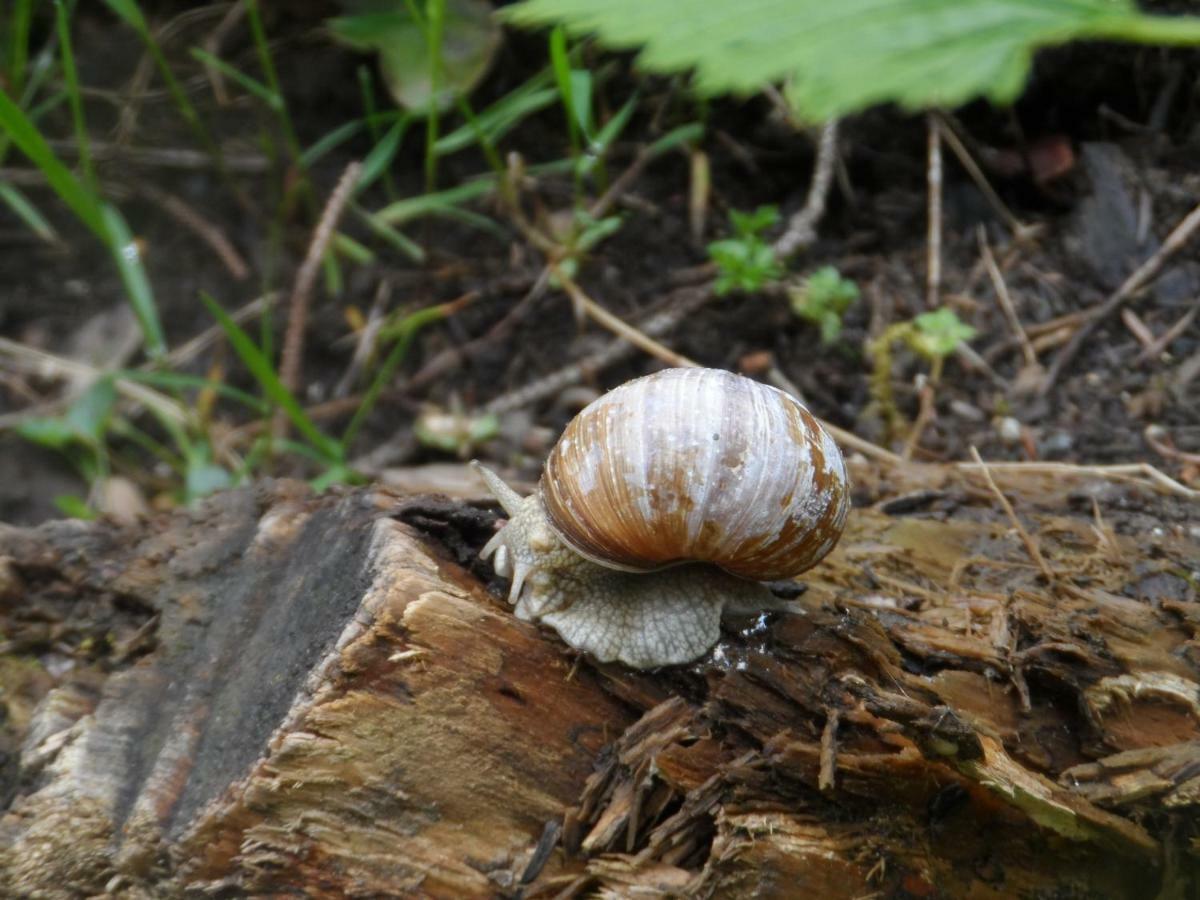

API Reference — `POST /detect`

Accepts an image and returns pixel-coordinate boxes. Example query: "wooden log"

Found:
[0,477,1197,897]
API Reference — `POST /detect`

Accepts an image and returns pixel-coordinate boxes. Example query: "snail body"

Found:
[476,367,849,669]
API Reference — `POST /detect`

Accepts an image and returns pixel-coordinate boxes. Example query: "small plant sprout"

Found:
[708,205,784,295]
[789,266,859,343]
[414,402,500,458]
[548,210,624,287]
[868,307,978,440]
[907,308,979,380]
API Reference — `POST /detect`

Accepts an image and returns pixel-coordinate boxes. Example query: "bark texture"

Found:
[0,476,1197,898]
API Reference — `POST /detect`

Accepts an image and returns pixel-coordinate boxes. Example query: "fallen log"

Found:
[0,473,1197,897]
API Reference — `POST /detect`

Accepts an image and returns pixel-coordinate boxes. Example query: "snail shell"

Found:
[540,367,848,581]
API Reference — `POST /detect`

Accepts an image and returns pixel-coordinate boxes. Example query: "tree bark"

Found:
[0,477,1197,898]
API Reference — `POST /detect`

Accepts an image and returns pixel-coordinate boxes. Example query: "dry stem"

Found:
[277,161,362,431]
[968,447,1056,583]
[772,119,840,259]
[925,114,942,309]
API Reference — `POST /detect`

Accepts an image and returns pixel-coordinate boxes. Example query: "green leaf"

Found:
[18,417,78,451]
[730,205,778,238]
[506,0,1200,119]
[330,0,502,114]
[707,205,783,295]
[54,494,96,519]
[65,377,117,444]
[646,121,703,157]
[184,445,234,502]
[791,266,859,344]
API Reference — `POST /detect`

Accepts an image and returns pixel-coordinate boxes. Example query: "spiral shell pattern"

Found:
[540,367,849,581]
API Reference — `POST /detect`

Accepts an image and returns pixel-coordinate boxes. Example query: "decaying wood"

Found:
[0,473,1197,898]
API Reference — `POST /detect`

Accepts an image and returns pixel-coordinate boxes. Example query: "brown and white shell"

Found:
[540,367,849,581]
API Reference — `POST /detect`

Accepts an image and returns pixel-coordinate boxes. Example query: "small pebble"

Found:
[1043,429,1074,456]
[996,416,1022,444]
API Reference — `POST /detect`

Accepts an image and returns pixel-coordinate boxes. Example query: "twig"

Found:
[201,0,248,106]
[1041,198,1200,396]
[902,381,936,461]
[1144,425,1200,467]
[978,226,1037,368]
[137,184,250,280]
[482,286,714,415]
[408,269,553,395]
[588,147,655,221]
[1121,309,1157,350]
[954,460,1198,501]
[772,119,839,259]
[0,337,186,428]
[278,161,362,406]
[550,267,699,370]
[48,139,270,173]
[334,280,392,398]
[1133,306,1198,365]
[925,114,942,309]
[967,447,1055,583]
[934,113,1026,237]
[819,707,840,793]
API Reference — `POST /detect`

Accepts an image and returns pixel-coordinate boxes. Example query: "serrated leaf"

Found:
[506,0,1200,118]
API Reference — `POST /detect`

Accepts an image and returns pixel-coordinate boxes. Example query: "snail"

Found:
[473,367,849,669]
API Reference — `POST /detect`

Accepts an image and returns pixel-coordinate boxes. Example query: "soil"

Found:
[1,4,1198,524]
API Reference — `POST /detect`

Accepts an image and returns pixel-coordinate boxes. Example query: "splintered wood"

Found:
[0,475,1197,897]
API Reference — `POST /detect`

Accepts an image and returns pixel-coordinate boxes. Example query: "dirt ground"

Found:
[0,5,1198,525]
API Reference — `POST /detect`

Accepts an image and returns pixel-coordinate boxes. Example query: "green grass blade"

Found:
[55,0,96,192]
[116,370,270,414]
[101,0,150,32]
[0,88,106,239]
[434,85,557,156]
[8,0,35,97]
[353,204,426,263]
[101,205,166,359]
[647,122,704,157]
[372,158,576,228]
[333,232,375,265]
[591,92,637,154]
[200,292,343,462]
[103,0,233,182]
[301,119,366,169]
[549,26,581,154]
[373,178,497,226]
[0,182,58,242]
[356,118,409,194]
[190,48,282,111]
[341,300,463,450]
[423,0,446,191]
